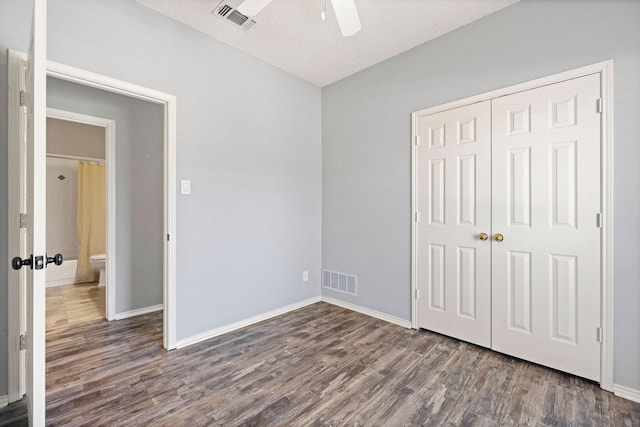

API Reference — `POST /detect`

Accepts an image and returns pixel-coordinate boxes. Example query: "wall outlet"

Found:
[302,270,309,282]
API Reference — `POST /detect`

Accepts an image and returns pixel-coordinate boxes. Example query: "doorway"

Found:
[44,112,115,329]
[7,51,177,408]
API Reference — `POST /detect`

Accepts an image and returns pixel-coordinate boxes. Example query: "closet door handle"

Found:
[494,233,504,242]
[478,233,488,241]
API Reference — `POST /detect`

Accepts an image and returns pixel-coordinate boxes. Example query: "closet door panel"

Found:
[416,101,492,348]
[491,74,602,381]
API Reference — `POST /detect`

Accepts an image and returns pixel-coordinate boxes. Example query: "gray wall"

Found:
[48,77,164,313]
[322,0,640,390]
[0,0,322,396]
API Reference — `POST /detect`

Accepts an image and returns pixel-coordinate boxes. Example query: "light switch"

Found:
[181,179,191,195]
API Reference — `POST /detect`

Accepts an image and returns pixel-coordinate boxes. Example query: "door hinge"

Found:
[415,135,420,146]
[596,327,603,343]
[19,334,26,350]
[415,288,420,299]
[596,98,603,113]
[415,212,420,223]
[596,213,603,228]
[19,213,27,229]
[167,233,170,242]
[19,90,26,107]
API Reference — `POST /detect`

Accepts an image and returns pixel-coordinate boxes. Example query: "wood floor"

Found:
[42,302,639,426]
[0,283,105,426]
[0,398,27,427]
[46,283,105,330]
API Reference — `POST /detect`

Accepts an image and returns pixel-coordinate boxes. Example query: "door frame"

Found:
[7,50,177,401]
[7,49,28,403]
[410,60,614,390]
[46,108,117,320]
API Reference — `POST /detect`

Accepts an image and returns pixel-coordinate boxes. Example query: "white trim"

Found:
[47,153,104,163]
[411,106,418,330]
[46,108,118,322]
[163,90,178,351]
[10,53,174,104]
[45,279,74,287]
[613,384,640,404]
[322,297,412,328]
[48,60,174,105]
[599,61,614,392]
[176,297,321,349]
[411,60,614,388]
[0,395,8,408]
[115,304,163,321]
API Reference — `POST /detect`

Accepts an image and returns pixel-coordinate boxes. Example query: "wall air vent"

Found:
[213,1,257,32]
[322,269,357,296]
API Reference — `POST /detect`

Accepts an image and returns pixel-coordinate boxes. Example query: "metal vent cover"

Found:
[322,269,357,296]
[213,1,257,32]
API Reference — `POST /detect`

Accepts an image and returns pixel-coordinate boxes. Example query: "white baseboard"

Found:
[115,304,163,320]
[321,296,412,328]
[614,384,640,403]
[0,394,8,408]
[176,296,322,349]
[46,279,76,287]
[46,259,78,287]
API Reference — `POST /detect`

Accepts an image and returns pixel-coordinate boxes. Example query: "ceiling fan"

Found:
[215,0,362,37]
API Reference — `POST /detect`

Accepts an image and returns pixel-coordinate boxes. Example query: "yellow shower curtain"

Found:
[75,161,106,284]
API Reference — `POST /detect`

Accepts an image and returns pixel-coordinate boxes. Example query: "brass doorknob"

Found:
[494,233,504,242]
[478,233,488,241]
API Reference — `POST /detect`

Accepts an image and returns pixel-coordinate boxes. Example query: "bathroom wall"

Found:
[46,118,105,262]
[46,158,79,261]
[47,117,105,159]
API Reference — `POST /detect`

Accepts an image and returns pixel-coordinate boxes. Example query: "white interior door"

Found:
[416,101,492,347]
[491,74,602,381]
[24,0,48,423]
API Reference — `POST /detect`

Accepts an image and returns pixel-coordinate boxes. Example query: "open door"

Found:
[21,0,47,424]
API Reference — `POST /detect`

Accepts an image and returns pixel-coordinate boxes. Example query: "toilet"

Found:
[89,254,106,285]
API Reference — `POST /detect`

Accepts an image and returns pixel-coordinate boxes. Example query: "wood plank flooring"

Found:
[42,302,640,426]
[46,283,105,330]
[0,398,27,427]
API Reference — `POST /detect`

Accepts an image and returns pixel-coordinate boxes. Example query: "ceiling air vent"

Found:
[213,0,257,32]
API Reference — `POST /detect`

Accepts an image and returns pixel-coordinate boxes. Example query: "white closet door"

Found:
[491,74,602,381]
[417,101,492,347]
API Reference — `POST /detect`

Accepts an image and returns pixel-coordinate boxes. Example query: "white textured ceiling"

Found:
[135,0,519,87]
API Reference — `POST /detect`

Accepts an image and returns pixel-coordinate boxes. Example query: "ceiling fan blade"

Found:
[330,0,361,37]
[237,0,273,16]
